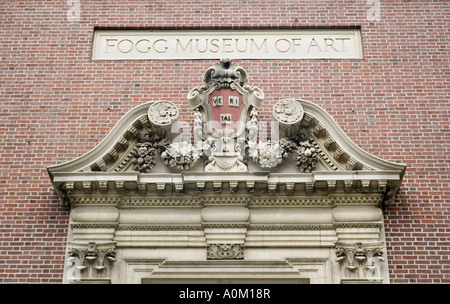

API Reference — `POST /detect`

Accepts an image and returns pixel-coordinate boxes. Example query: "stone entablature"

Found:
[48,60,405,284]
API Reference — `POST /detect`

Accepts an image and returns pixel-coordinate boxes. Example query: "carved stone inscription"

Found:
[92,30,363,60]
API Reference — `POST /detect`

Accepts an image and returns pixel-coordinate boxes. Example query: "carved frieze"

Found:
[207,244,244,260]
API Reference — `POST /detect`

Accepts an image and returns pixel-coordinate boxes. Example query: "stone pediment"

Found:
[47,59,405,208]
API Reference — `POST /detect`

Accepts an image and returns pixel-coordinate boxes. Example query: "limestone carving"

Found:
[51,59,405,201]
[250,137,316,171]
[273,99,304,125]
[147,100,179,126]
[203,58,248,90]
[207,244,244,260]
[252,141,282,168]
[132,142,156,173]
[187,58,263,155]
[246,107,259,158]
[67,242,116,281]
[193,108,203,145]
[132,126,169,173]
[161,141,202,170]
[335,242,385,281]
[205,155,247,172]
[296,139,319,172]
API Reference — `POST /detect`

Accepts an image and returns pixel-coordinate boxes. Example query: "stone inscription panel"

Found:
[92,29,363,60]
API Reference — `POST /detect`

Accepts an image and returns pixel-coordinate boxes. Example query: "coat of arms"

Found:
[187,58,264,172]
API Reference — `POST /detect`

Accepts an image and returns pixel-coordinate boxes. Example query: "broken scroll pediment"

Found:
[47,59,406,207]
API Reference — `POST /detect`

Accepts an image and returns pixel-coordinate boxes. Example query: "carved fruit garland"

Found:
[296,139,319,173]
[132,126,169,173]
[132,142,156,173]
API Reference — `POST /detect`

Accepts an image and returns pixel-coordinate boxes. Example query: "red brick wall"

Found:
[0,0,448,283]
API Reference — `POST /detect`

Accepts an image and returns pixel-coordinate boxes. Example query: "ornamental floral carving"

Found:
[335,242,385,281]
[130,61,326,175]
[67,242,116,282]
[273,99,304,125]
[148,100,179,126]
[132,126,169,173]
[161,141,202,170]
[250,137,317,171]
[132,142,156,173]
[207,244,244,260]
[251,141,283,168]
[296,139,319,172]
[203,58,248,90]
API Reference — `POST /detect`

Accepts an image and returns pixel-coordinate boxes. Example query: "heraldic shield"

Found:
[187,58,264,171]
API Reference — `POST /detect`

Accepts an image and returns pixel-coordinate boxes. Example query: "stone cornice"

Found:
[54,170,398,207]
[53,171,400,190]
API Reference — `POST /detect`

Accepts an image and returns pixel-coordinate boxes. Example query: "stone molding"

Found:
[54,171,399,207]
[248,224,334,231]
[116,224,203,231]
[123,258,328,284]
[66,194,383,208]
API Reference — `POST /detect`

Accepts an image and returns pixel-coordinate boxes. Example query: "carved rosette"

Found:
[273,99,304,126]
[207,244,244,260]
[147,100,179,126]
[335,242,385,282]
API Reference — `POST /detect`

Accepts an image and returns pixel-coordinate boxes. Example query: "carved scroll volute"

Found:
[147,100,179,141]
[273,98,305,139]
